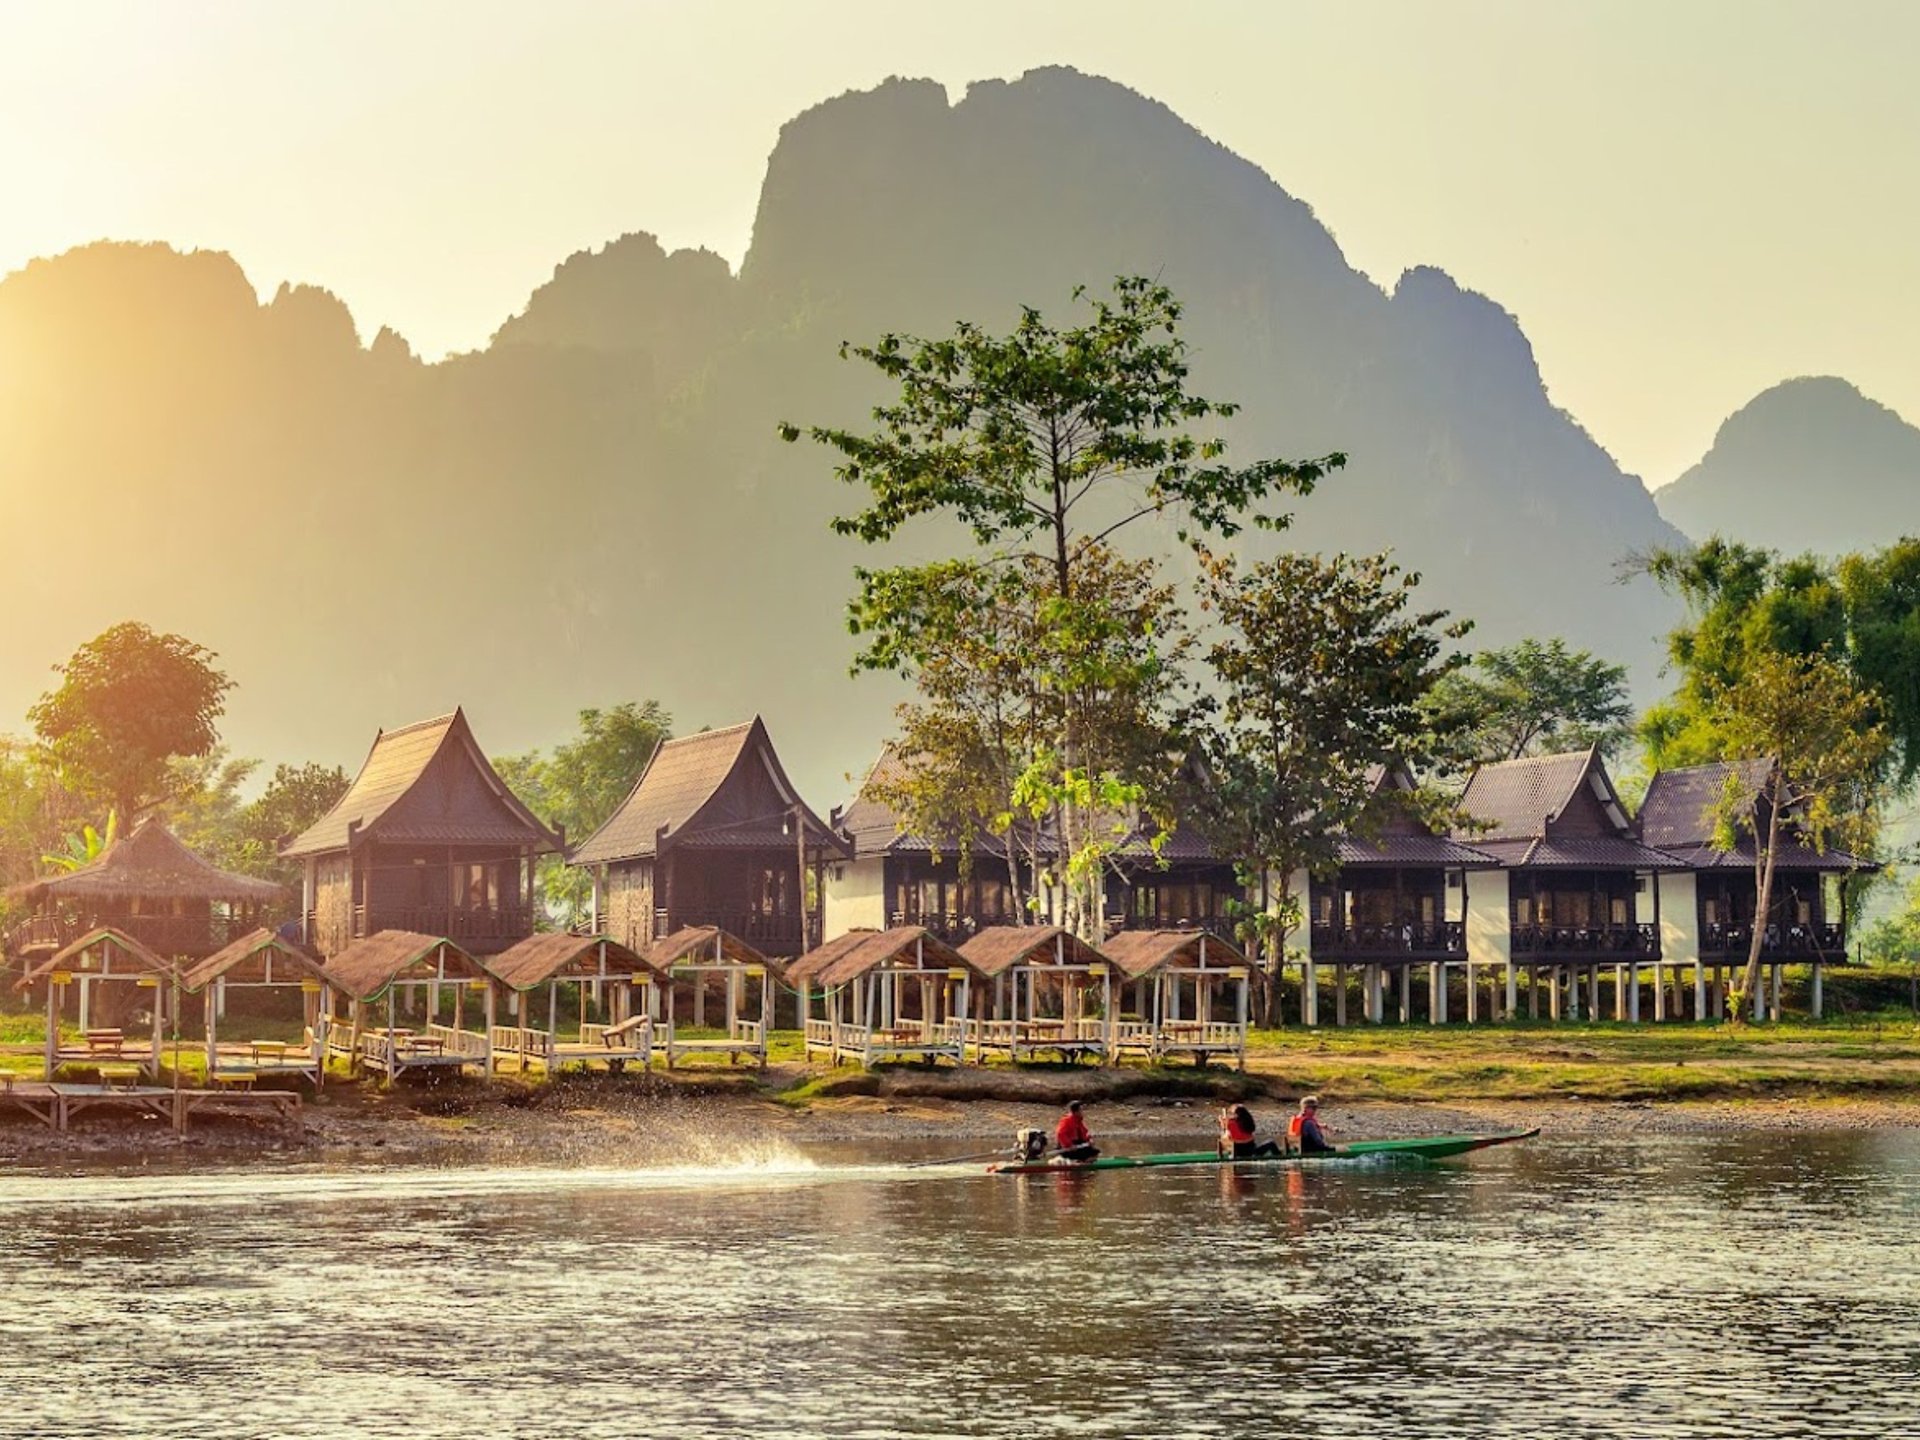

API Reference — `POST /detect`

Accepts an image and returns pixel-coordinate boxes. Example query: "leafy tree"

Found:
[781,277,1340,937]
[1420,637,1632,772]
[41,813,118,874]
[498,702,672,928]
[156,748,258,864]
[28,622,233,820]
[1194,548,1468,1018]
[230,761,351,882]
[1703,649,1887,1019]
[1858,874,1920,967]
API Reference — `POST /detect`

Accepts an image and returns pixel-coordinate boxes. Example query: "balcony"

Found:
[5,911,254,960]
[1104,913,1240,942]
[1512,923,1658,959]
[1311,921,1465,960]
[353,904,532,953]
[653,907,820,958]
[1700,922,1845,960]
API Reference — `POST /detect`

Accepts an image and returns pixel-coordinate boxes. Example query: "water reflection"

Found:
[0,1133,1915,1437]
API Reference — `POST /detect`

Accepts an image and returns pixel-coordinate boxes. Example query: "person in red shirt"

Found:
[1054,1100,1099,1162]
[1220,1103,1282,1159]
[1287,1095,1336,1154]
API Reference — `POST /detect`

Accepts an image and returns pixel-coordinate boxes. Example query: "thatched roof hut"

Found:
[787,926,977,988]
[181,928,328,992]
[1100,928,1249,980]
[319,931,489,1002]
[488,932,660,991]
[642,925,774,975]
[11,819,284,907]
[17,926,174,988]
[957,925,1107,978]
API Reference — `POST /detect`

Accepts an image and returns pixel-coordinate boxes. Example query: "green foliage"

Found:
[41,811,118,873]
[497,702,672,927]
[1420,637,1632,772]
[1193,548,1468,996]
[1858,874,1920,966]
[783,278,1333,937]
[28,622,233,819]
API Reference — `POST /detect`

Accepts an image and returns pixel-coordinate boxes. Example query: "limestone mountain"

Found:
[1656,376,1920,554]
[0,67,1683,801]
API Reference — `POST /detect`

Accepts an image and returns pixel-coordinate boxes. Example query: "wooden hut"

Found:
[17,928,177,1081]
[1101,929,1250,1069]
[786,926,980,1068]
[486,933,661,1071]
[282,710,561,958]
[181,929,332,1088]
[824,745,1039,943]
[6,818,285,964]
[1457,748,1687,1022]
[571,718,848,960]
[955,925,1114,1063]
[640,926,776,1068]
[1102,823,1243,939]
[1640,759,1873,1021]
[318,931,496,1078]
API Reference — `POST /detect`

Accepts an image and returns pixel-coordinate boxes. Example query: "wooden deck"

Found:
[0,1076,302,1133]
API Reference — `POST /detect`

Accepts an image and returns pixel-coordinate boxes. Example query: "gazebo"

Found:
[318,932,496,1078]
[486,933,662,1072]
[955,926,1114,1063]
[788,926,980,1068]
[1100,929,1251,1069]
[18,927,177,1081]
[640,926,776,1068]
[181,929,332,1089]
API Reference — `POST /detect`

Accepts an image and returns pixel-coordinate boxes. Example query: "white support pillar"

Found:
[1652,962,1666,1022]
[1365,964,1383,1024]
[1433,962,1449,1024]
[1694,963,1708,1022]
[1398,965,1412,1024]
[1770,963,1783,1022]
[1811,961,1824,1020]
[1550,967,1564,1021]
[1505,962,1518,1021]
[1627,963,1641,1023]
[1587,966,1600,1021]
[1302,957,1319,1028]
[1335,964,1348,1027]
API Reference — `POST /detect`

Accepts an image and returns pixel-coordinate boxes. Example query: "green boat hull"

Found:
[986,1129,1538,1175]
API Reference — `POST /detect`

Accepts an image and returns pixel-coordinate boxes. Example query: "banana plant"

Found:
[41,809,118,873]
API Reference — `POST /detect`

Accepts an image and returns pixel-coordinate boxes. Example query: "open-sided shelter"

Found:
[318,931,496,1078]
[571,718,848,960]
[955,926,1114,1062]
[787,926,980,1068]
[640,926,776,1067]
[6,818,285,963]
[487,933,661,1071]
[1100,929,1250,1069]
[282,710,562,958]
[18,927,177,1080]
[181,929,332,1088]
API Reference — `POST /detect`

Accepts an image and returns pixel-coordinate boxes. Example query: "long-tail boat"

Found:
[985,1129,1538,1175]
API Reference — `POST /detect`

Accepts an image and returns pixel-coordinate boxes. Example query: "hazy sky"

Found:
[3,1,1915,486]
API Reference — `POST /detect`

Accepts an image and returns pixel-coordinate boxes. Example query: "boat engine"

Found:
[1014,1129,1049,1162]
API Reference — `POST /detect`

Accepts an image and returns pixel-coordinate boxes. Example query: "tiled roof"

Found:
[570,717,842,866]
[1660,840,1871,873]
[1334,835,1502,867]
[283,710,559,858]
[16,819,287,904]
[1473,836,1689,870]
[1456,750,1598,842]
[837,746,1022,859]
[1637,760,1773,849]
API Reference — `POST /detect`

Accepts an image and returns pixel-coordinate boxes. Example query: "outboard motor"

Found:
[1015,1128,1049,1163]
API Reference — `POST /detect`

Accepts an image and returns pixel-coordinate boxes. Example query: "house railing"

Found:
[5,911,248,959]
[652,907,819,954]
[1311,922,1465,958]
[1102,913,1239,940]
[1700,922,1845,959]
[888,909,1024,944]
[353,904,532,947]
[1511,923,1659,958]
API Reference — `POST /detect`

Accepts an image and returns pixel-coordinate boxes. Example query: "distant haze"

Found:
[2,1,1918,487]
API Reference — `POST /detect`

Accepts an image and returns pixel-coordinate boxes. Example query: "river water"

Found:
[1,1129,1916,1439]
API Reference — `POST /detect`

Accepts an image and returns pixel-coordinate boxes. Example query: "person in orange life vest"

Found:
[1054,1100,1099,1162]
[1220,1103,1282,1160]
[1288,1095,1336,1154]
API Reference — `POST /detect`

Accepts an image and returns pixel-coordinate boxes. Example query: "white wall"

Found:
[1658,871,1699,969]
[1466,870,1512,971]
[822,857,886,939]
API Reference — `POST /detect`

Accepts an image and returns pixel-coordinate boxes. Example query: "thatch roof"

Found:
[283,709,559,858]
[181,928,328,991]
[570,717,845,865]
[12,819,285,906]
[957,926,1108,977]
[1099,929,1249,979]
[642,925,773,973]
[319,930,489,1001]
[18,926,175,989]
[785,926,977,988]
[489,932,660,990]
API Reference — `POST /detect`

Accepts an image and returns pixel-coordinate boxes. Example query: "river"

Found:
[1,1129,1915,1438]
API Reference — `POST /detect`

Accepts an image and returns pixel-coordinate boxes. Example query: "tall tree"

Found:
[1702,649,1887,1019]
[28,622,233,821]
[781,276,1340,937]
[1420,637,1632,772]
[1194,548,1468,1017]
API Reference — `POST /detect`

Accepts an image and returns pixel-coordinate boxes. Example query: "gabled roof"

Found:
[18,926,176,987]
[13,819,285,905]
[319,931,490,1002]
[1456,749,1615,842]
[1638,759,1871,872]
[283,710,559,858]
[570,717,844,866]
[181,929,328,991]
[1099,928,1248,978]
[1471,836,1689,870]
[835,745,1027,859]
[642,925,773,972]
[1334,834,1502,867]
[784,926,976,987]
[957,925,1108,977]
[487,933,659,991]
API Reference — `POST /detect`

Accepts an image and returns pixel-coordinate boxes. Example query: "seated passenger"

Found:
[1220,1103,1282,1160]
[1054,1100,1099,1162]
[1288,1095,1337,1154]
